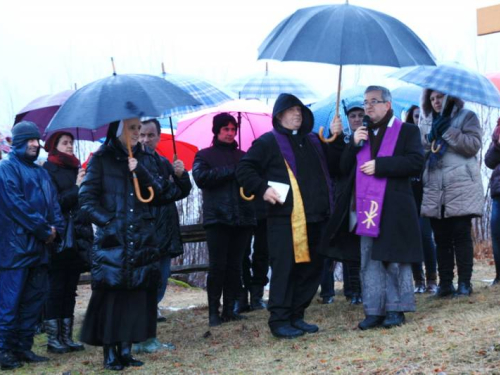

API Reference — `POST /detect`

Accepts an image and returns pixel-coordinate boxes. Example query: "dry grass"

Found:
[11,260,500,374]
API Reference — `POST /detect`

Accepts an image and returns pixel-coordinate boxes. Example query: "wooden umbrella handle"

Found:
[318,127,338,143]
[431,140,442,154]
[240,187,255,201]
[124,120,155,203]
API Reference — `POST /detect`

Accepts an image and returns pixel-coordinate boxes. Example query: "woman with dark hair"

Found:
[405,106,438,294]
[79,118,177,371]
[419,90,483,297]
[43,131,92,354]
[192,112,256,327]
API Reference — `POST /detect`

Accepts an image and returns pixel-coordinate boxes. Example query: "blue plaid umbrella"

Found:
[161,72,234,118]
[388,63,500,108]
[227,63,317,102]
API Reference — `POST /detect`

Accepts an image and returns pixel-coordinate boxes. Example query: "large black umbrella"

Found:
[258,2,436,141]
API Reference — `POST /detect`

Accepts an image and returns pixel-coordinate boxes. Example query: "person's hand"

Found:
[128,158,138,172]
[353,126,368,146]
[360,160,376,175]
[45,227,57,244]
[173,159,185,177]
[329,115,343,137]
[263,187,282,205]
[76,168,86,187]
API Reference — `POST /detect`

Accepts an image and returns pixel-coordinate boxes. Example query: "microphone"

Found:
[359,115,371,147]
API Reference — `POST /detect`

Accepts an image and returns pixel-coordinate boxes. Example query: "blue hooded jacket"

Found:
[0,141,64,269]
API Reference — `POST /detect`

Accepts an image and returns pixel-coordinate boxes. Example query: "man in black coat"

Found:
[341,86,424,330]
[140,119,192,323]
[236,93,344,339]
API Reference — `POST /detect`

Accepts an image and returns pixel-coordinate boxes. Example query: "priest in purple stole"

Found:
[341,86,424,330]
[236,93,344,339]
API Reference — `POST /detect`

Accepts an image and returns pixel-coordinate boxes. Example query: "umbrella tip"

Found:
[161,62,166,76]
[111,57,117,76]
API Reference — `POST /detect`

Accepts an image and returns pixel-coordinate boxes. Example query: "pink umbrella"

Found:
[176,99,272,152]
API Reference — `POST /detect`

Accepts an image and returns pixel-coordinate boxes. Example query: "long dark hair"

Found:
[405,105,419,124]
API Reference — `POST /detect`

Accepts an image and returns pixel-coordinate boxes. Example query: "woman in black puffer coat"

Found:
[79,119,178,371]
[43,131,93,354]
[192,113,256,327]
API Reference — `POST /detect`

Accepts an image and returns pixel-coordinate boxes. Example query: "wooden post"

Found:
[477,4,500,36]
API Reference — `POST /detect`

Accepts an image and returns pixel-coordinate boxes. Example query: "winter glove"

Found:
[432,115,451,137]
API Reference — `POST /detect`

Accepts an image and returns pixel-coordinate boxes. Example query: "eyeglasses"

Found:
[363,99,387,107]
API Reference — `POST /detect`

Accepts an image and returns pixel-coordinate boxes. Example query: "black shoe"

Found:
[249,285,267,311]
[321,296,335,304]
[0,350,23,370]
[455,282,473,297]
[291,319,319,333]
[157,308,167,322]
[491,278,500,286]
[350,294,362,305]
[270,325,305,339]
[103,345,123,371]
[358,315,385,330]
[221,302,248,323]
[61,318,85,352]
[13,350,49,363]
[234,299,251,314]
[435,283,456,298]
[414,281,426,294]
[209,313,222,327]
[381,312,405,328]
[118,342,144,367]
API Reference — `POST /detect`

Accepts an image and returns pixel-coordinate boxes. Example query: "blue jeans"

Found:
[157,256,171,304]
[491,198,500,278]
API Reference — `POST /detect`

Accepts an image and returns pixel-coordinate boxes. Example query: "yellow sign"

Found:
[362,200,379,229]
[477,5,500,36]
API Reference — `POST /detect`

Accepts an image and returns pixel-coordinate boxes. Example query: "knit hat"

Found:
[12,121,41,146]
[212,112,237,135]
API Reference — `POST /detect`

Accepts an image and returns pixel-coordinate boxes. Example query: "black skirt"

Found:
[80,288,157,346]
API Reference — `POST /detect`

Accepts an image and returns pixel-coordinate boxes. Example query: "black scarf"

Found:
[368,109,394,159]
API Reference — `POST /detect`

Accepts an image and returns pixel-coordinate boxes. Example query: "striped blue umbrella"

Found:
[161,72,234,118]
[388,63,500,108]
[227,63,317,102]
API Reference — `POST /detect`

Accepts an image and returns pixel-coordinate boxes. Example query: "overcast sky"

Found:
[1,0,499,127]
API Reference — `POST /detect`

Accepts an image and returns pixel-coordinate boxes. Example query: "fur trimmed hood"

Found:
[420,89,464,119]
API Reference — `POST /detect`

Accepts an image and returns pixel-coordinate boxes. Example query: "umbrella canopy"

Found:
[388,63,500,108]
[176,99,272,152]
[487,72,500,92]
[156,133,198,171]
[227,64,317,102]
[258,4,436,67]
[45,74,201,136]
[161,73,234,118]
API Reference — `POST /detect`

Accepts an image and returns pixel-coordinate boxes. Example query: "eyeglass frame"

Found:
[362,99,388,108]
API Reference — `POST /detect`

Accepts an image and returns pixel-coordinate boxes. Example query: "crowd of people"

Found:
[0,83,497,371]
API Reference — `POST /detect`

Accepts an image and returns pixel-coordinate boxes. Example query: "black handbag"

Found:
[56,214,76,254]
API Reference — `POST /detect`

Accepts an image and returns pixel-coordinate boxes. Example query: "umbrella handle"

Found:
[431,140,442,154]
[124,120,155,203]
[318,127,338,143]
[240,187,255,201]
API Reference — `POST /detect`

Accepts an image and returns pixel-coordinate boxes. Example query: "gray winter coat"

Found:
[419,91,483,219]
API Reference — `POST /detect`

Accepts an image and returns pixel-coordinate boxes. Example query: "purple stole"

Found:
[271,130,334,213]
[355,117,402,238]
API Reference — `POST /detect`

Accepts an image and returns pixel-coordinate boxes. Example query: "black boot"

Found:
[270,325,305,339]
[45,319,70,354]
[0,350,23,370]
[250,285,267,310]
[221,300,248,323]
[435,282,456,298]
[426,273,438,294]
[118,342,144,367]
[350,293,362,305]
[234,290,251,314]
[208,295,222,327]
[103,345,123,371]
[13,349,49,363]
[61,318,84,352]
[455,282,473,297]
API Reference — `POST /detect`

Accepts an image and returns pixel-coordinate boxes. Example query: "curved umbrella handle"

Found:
[431,140,442,154]
[240,187,255,201]
[318,127,338,143]
[124,119,155,203]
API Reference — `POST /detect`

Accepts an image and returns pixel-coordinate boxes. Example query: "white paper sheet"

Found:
[268,181,290,204]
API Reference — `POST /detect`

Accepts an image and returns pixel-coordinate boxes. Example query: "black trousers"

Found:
[430,215,474,285]
[45,268,81,320]
[267,219,325,330]
[205,224,253,306]
[241,219,270,291]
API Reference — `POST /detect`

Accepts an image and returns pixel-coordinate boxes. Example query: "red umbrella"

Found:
[487,72,500,92]
[156,133,198,171]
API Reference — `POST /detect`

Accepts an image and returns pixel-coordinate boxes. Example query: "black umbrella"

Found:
[258,2,436,142]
